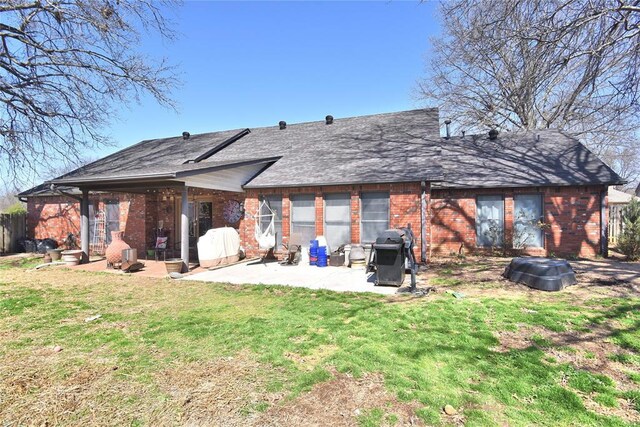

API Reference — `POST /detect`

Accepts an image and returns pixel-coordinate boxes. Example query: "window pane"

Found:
[514,194,543,248]
[198,202,213,236]
[361,192,390,221]
[361,192,389,243]
[291,194,316,245]
[476,195,504,247]
[261,195,283,249]
[324,193,351,250]
[362,221,389,244]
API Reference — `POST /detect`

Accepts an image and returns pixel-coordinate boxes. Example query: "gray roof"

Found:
[19,108,624,196]
[432,129,624,189]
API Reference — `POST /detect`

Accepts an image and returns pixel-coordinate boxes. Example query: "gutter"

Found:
[50,184,83,201]
[49,172,177,186]
[420,180,428,264]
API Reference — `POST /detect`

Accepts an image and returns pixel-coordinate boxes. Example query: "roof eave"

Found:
[243,175,444,190]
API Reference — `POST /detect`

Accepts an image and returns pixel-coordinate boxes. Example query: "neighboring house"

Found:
[19,109,624,266]
[608,188,640,245]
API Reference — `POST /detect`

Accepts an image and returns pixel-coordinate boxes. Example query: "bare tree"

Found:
[1,0,179,186]
[420,0,640,187]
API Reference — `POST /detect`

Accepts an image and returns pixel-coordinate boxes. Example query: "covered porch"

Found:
[48,158,276,271]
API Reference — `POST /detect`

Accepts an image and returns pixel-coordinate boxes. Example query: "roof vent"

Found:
[488,128,499,140]
[444,119,451,139]
[279,121,286,130]
[325,115,334,125]
[182,131,190,140]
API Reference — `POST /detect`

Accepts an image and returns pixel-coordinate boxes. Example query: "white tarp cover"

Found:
[197,227,241,268]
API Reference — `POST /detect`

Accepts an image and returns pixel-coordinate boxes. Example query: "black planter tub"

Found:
[503,257,577,291]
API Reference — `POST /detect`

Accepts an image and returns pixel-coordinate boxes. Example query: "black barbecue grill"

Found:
[367,225,417,288]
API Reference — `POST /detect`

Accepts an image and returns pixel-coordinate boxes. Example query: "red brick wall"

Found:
[430,185,606,258]
[27,183,607,261]
[240,182,425,259]
[26,193,146,253]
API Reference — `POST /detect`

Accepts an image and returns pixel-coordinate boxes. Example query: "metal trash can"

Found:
[122,248,138,265]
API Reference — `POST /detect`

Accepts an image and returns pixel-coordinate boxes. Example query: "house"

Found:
[19,108,624,267]
[608,188,640,244]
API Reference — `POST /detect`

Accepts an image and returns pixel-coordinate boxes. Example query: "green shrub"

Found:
[2,202,26,215]
[618,199,640,261]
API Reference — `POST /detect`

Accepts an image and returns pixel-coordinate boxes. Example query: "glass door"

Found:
[188,201,213,246]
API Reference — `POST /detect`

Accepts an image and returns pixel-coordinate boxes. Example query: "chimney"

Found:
[279,121,286,130]
[488,128,498,140]
[182,131,190,140]
[444,119,451,139]
[325,115,334,125]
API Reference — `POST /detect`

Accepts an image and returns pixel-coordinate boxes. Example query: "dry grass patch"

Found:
[255,369,424,427]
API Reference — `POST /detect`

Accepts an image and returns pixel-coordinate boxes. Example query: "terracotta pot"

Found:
[61,250,82,266]
[165,258,184,274]
[105,231,131,265]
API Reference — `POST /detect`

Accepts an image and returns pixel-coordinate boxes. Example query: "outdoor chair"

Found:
[154,236,169,261]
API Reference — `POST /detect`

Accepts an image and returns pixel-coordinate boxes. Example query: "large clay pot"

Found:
[61,250,82,266]
[105,231,131,265]
[165,258,184,274]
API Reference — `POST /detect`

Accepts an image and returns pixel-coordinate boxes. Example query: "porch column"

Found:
[80,188,90,264]
[181,186,189,272]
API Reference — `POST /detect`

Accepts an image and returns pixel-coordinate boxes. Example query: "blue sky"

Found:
[103,1,440,156]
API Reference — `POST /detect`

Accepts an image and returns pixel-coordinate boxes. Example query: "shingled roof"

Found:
[432,129,624,189]
[20,108,624,195]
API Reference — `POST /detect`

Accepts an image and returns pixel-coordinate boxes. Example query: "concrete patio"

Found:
[185,260,404,295]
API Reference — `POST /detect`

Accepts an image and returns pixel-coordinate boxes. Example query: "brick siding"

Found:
[26,193,146,253]
[26,183,606,261]
[240,182,425,259]
[430,185,606,258]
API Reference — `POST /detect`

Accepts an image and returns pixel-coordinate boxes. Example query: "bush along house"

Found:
[19,109,624,267]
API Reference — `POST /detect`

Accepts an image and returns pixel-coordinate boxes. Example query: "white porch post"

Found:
[80,189,90,264]
[181,186,189,272]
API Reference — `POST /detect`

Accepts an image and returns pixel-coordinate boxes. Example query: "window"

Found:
[260,195,283,249]
[324,193,351,250]
[290,194,316,245]
[514,194,543,248]
[360,192,389,243]
[104,199,120,244]
[476,195,504,247]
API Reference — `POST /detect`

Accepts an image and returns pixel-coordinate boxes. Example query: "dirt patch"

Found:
[0,352,159,425]
[421,256,640,301]
[255,369,424,427]
[156,352,285,426]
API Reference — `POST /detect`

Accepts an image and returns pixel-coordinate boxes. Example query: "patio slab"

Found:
[69,258,205,278]
[184,260,404,295]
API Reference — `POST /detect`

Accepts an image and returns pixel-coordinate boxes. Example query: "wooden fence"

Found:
[609,204,624,245]
[0,213,26,254]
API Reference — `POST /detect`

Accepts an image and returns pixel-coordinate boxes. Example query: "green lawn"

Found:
[0,257,638,426]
